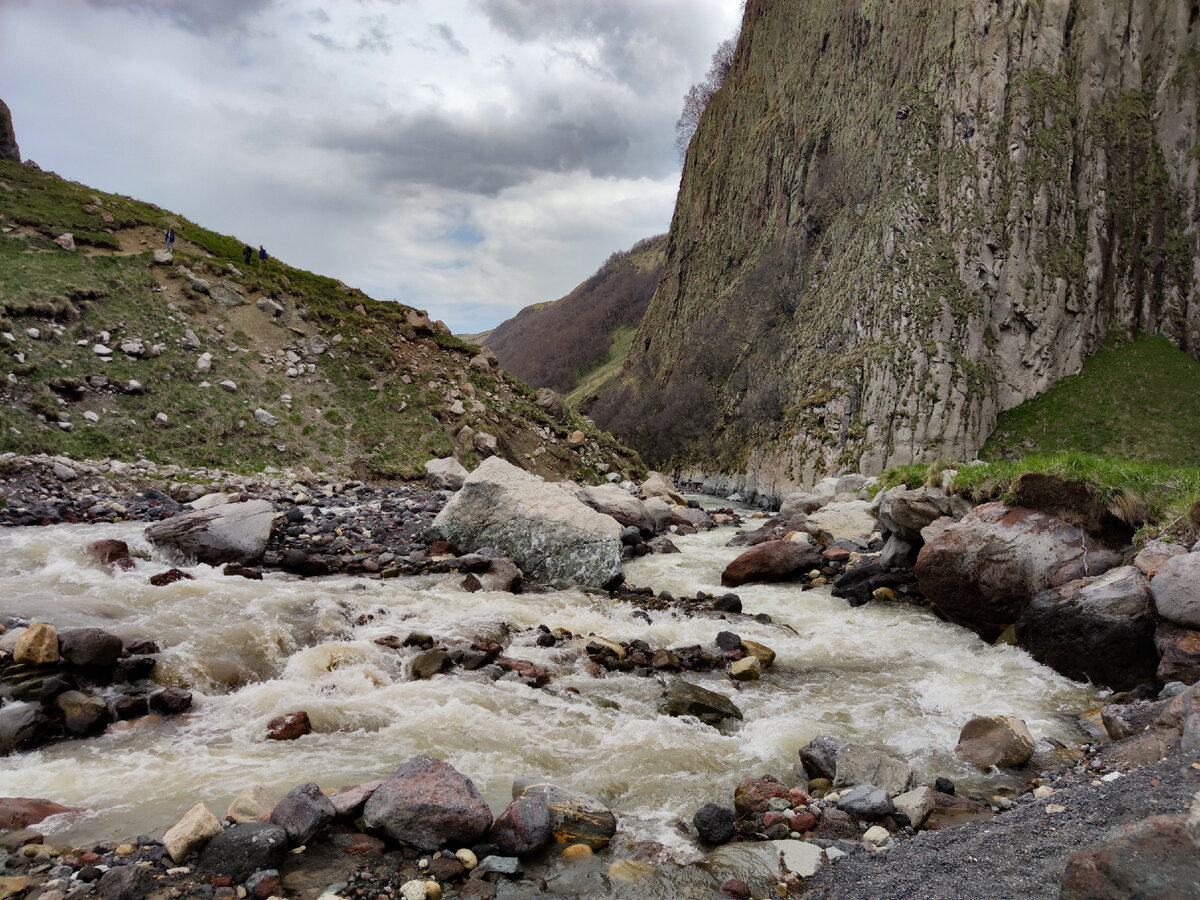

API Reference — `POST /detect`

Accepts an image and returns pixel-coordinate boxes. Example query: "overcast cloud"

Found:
[0,0,742,332]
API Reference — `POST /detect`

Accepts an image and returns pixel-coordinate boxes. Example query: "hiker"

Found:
[165,227,175,251]
[259,245,268,265]
[243,244,253,265]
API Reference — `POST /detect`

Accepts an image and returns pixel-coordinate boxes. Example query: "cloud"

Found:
[432,22,468,55]
[76,0,276,33]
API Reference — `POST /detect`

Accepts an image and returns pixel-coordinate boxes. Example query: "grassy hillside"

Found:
[484,235,666,396]
[0,159,641,482]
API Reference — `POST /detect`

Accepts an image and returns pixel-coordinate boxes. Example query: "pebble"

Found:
[455,848,477,870]
[561,844,592,860]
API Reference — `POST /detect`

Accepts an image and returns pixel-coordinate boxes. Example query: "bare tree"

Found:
[674,36,738,161]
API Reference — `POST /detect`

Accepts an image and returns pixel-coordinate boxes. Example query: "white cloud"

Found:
[0,0,742,332]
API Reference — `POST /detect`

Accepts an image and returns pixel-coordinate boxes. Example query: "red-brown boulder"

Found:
[721,540,823,588]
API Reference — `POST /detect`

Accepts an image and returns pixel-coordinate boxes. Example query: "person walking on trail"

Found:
[165,227,175,251]
[259,245,268,266]
[243,244,253,266]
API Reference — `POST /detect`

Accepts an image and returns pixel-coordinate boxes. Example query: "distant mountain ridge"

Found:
[483,235,667,397]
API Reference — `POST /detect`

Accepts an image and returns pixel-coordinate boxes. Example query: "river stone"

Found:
[145,499,276,565]
[487,795,551,857]
[659,681,743,727]
[270,782,335,846]
[730,656,761,681]
[0,704,55,754]
[733,774,789,817]
[58,627,125,668]
[833,744,913,795]
[53,691,109,736]
[893,786,936,827]
[577,484,655,533]
[410,648,449,680]
[644,497,674,533]
[363,755,492,851]
[1014,566,1158,691]
[804,500,876,546]
[89,539,134,570]
[915,503,1089,641]
[266,711,311,741]
[1135,541,1189,579]
[14,623,59,665]
[673,507,714,529]
[150,687,193,714]
[721,539,824,588]
[1060,815,1197,899]
[799,735,846,781]
[163,802,223,862]
[836,784,895,820]
[741,640,775,668]
[433,457,622,588]
[461,558,524,593]
[198,822,289,881]
[95,864,153,900]
[227,785,279,824]
[641,472,686,506]
[955,715,1035,770]
[511,778,617,849]
[425,456,469,491]
[0,798,77,830]
[329,781,382,819]
[693,802,735,844]
[1156,622,1200,685]
[1151,552,1200,629]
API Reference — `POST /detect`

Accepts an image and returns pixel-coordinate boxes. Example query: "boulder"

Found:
[780,491,824,519]
[145,499,276,565]
[0,797,77,830]
[0,98,19,161]
[461,558,524,593]
[425,457,469,491]
[533,388,565,420]
[693,803,735,844]
[13,623,59,665]
[804,500,876,546]
[96,865,153,900]
[226,785,279,824]
[1014,566,1158,691]
[0,706,57,755]
[641,472,686,506]
[729,656,761,681]
[833,744,913,795]
[58,627,125,668]
[836,784,894,820]
[892,786,936,828]
[363,755,493,851]
[163,802,223,862]
[270,782,335,845]
[265,711,312,741]
[54,233,76,252]
[872,485,972,542]
[955,715,1035,770]
[577,484,654,533]
[799,736,846,781]
[1156,623,1200,685]
[89,539,134,571]
[672,507,714,529]
[487,795,552,857]
[198,822,289,881]
[1061,815,1197,899]
[511,778,617,849]
[1151,552,1200,629]
[432,457,622,588]
[329,781,382,820]
[721,540,824,587]
[915,503,1091,641]
[53,691,109,736]
[1134,541,1189,579]
[658,681,743,727]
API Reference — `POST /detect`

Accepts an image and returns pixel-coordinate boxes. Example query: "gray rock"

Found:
[258,297,285,317]
[269,782,335,846]
[53,691,109,736]
[577,483,654,533]
[834,744,913,795]
[54,233,76,252]
[96,864,153,900]
[0,98,19,161]
[0,702,55,754]
[425,456,469,491]
[880,533,918,571]
[659,680,743,727]
[1151,552,1200,629]
[1015,566,1158,691]
[410,649,449,680]
[533,388,565,420]
[433,457,622,588]
[836,784,895,820]
[198,823,288,881]
[476,856,520,876]
[254,408,279,427]
[955,715,1035,770]
[362,755,493,852]
[799,735,846,781]
[145,499,276,565]
[58,627,124,667]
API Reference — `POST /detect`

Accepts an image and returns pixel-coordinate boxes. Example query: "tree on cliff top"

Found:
[674,35,737,161]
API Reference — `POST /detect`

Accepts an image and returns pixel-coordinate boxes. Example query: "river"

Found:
[0,511,1104,866]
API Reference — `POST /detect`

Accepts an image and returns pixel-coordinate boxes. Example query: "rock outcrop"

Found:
[593,0,1200,494]
[0,98,18,162]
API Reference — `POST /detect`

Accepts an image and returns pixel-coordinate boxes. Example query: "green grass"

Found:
[983,334,1200,465]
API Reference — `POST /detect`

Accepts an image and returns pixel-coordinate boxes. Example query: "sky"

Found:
[0,0,743,334]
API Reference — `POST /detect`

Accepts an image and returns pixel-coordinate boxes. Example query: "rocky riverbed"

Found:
[2,454,1200,898]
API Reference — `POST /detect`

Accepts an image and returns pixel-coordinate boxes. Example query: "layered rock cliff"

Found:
[593,0,1200,501]
[0,99,19,162]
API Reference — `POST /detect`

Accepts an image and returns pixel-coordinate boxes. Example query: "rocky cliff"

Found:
[593,0,1200,501]
[0,99,19,162]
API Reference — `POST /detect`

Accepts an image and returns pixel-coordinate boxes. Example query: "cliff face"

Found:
[593,0,1200,501]
[0,99,19,161]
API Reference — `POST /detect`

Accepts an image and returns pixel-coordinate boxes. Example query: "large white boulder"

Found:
[577,484,654,533]
[433,457,622,588]
[145,499,276,565]
[804,500,876,546]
